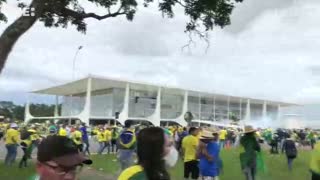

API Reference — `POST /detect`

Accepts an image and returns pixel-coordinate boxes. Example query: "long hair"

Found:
[137,127,170,180]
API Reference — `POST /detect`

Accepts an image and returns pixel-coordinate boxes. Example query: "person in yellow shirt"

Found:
[105,127,112,154]
[58,124,67,137]
[28,126,41,155]
[310,141,320,179]
[4,123,20,166]
[219,128,228,149]
[19,127,33,168]
[97,127,107,154]
[72,126,83,152]
[182,127,200,180]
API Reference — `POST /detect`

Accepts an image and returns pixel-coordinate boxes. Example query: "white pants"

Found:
[201,176,219,180]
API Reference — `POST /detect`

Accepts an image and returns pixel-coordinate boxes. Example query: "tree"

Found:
[0,0,243,73]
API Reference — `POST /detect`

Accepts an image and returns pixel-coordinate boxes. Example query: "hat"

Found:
[10,123,18,128]
[200,130,216,139]
[37,135,92,167]
[28,129,36,133]
[244,126,256,133]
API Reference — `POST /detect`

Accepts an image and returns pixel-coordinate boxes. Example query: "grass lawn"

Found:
[0,149,313,180]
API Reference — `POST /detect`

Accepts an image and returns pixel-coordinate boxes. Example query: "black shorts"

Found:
[184,160,199,179]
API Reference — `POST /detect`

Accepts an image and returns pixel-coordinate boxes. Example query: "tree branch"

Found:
[181,32,196,53]
[173,0,186,8]
[181,30,210,54]
[63,7,126,21]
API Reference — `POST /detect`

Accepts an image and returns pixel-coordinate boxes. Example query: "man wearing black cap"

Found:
[31,135,92,180]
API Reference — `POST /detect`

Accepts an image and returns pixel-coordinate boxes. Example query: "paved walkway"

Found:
[80,167,116,180]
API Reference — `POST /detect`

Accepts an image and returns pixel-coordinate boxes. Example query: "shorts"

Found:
[184,160,199,179]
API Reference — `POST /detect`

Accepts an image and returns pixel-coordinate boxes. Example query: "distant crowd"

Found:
[1,120,320,180]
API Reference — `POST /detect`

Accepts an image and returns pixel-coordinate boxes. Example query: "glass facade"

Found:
[161,92,183,119]
[128,89,157,117]
[60,87,279,122]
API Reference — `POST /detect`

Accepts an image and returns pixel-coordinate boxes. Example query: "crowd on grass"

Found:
[1,119,320,180]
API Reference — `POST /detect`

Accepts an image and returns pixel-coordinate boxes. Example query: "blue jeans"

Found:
[219,140,225,149]
[5,144,18,166]
[288,158,294,171]
[98,142,110,154]
[118,149,134,170]
[243,166,256,180]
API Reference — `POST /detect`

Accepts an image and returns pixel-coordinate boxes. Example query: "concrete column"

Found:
[227,97,230,121]
[277,104,281,121]
[146,87,161,126]
[77,77,92,125]
[263,101,267,119]
[24,97,34,124]
[239,99,242,120]
[198,94,201,126]
[213,96,215,121]
[245,99,251,124]
[118,83,130,125]
[54,96,59,117]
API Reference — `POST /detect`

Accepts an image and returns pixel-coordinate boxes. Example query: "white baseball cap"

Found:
[10,123,18,128]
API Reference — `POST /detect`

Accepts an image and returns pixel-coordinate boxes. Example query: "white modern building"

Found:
[24,75,296,126]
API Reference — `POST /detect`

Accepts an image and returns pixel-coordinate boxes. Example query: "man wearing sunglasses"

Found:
[31,135,92,180]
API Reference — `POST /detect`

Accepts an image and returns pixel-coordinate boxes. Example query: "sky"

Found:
[1,0,320,107]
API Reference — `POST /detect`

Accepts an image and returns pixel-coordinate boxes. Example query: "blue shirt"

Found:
[180,131,188,139]
[199,141,220,177]
[80,127,88,141]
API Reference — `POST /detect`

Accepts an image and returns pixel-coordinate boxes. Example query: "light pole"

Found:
[72,45,83,80]
[69,46,83,125]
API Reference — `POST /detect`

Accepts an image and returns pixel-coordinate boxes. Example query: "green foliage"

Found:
[0,101,62,121]
[0,0,243,34]
[0,0,7,23]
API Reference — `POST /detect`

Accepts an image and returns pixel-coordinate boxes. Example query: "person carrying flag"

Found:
[117,121,136,171]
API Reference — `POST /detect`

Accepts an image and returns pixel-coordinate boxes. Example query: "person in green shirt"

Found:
[308,131,316,150]
[240,126,261,180]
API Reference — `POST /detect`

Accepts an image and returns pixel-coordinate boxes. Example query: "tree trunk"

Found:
[0,0,45,73]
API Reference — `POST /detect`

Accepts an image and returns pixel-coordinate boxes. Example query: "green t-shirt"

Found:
[29,175,40,180]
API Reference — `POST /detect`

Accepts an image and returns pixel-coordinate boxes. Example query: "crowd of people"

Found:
[1,120,320,180]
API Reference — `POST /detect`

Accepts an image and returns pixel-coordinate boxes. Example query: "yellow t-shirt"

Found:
[118,165,144,180]
[255,131,261,138]
[219,129,227,140]
[72,130,82,145]
[5,128,20,145]
[104,130,112,142]
[310,142,320,174]
[59,128,67,137]
[182,135,199,162]
[97,131,106,142]
[28,129,39,141]
[197,131,202,139]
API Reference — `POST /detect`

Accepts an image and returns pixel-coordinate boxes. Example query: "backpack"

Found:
[20,129,31,140]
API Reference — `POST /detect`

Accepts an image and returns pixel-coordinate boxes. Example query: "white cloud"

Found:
[1,0,320,106]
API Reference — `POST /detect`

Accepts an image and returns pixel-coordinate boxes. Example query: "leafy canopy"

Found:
[0,0,243,33]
